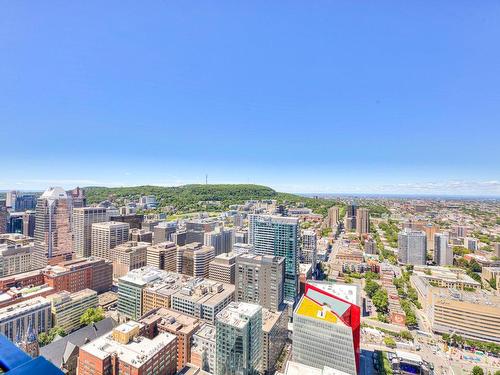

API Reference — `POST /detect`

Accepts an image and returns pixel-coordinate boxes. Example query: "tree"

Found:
[37,326,67,347]
[365,279,380,298]
[80,307,105,326]
[372,289,389,314]
[384,336,396,348]
[471,366,484,375]
[400,330,413,341]
[493,370,500,375]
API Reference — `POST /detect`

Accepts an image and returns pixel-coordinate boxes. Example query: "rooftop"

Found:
[0,296,50,320]
[193,323,216,341]
[216,302,261,329]
[307,281,360,306]
[81,323,176,366]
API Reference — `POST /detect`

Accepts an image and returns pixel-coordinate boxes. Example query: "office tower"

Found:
[73,207,108,258]
[233,213,244,227]
[15,194,37,212]
[355,208,370,235]
[464,237,478,251]
[109,213,144,229]
[34,187,72,268]
[434,233,452,266]
[262,307,288,375]
[46,289,98,333]
[209,252,239,284]
[0,200,7,234]
[424,223,439,251]
[235,254,284,312]
[293,282,360,375]
[176,242,215,277]
[0,296,52,341]
[249,214,299,302]
[0,243,35,277]
[346,203,356,218]
[6,191,17,210]
[234,229,248,244]
[78,322,178,375]
[91,221,129,260]
[110,241,149,279]
[191,323,217,374]
[204,228,234,255]
[327,206,340,228]
[364,238,377,254]
[215,302,263,375]
[153,221,177,244]
[7,212,24,233]
[22,211,36,237]
[146,241,177,271]
[398,228,427,265]
[301,230,317,266]
[130,228,153,243]
[68,187,86,208]
[139,308,201,371]
[451,225,468,238]
[172,231,188,246]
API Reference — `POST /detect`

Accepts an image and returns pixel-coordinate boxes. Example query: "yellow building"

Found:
[47,288,98,333]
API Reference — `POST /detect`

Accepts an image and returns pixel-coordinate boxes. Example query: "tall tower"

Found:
[355,208,370,235]
[34,187,72,267]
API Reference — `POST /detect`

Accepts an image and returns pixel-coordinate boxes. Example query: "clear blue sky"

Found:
[2,1,500,195]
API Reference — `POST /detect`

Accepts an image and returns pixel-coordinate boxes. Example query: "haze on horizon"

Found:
[1,2,500,196]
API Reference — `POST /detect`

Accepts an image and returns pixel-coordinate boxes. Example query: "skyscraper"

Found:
[249,214,299,302]
[293,281,360,375]
[301,230,317,266]
[68,187,86,208]
[0,200,7,234]
[235,254,284,312]
[91,221,129,260]
[73,207,108,258]
[22,211,36,237]
[34,187,72,268]
[398,228,427,265]
[327,206,340,228]
[434,233,452,266]
[216,302,263,375]
[5,191,17,210]
[176,242,215,277]
[355,208,370,235]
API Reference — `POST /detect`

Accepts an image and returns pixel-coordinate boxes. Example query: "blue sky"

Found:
[1,1,500,195]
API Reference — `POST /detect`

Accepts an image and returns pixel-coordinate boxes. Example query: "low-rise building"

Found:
[78,321,177,375]
[46,289,98,333]
[412,265,481,290]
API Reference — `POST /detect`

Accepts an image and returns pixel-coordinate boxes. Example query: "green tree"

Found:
[384,336,397,348]
[365,279,380,298]
[372,289,389,314]
[80,307,105,326]
[471,366,484,375]
[400,330,413,341]
[37,326,67,347]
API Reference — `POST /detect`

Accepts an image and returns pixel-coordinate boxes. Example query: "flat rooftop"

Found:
[216,302,261,329]
[194,323,216,341]
[81,325,176,366]
[0,296,50,320]
[308,281,359,306]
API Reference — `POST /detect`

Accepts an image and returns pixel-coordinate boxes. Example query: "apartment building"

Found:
[208,251,239,284]
[91,221,129,260]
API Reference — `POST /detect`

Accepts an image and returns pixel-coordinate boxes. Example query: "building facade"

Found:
[91,221,130,260]
[398,229,427,265]
[73,207,108,258]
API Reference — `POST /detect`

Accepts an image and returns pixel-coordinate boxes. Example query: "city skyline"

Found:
[2,2,500,196]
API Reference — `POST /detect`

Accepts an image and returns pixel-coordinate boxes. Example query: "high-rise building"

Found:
[204,228,234,255]
[0,296,52,342]
[153,221,177,244]
[73,207,108,258]
[434,233,452,266]
[344,203,357,232]
[424,223,440,251]
[130,228,153,243]
[7,212,24,234]
[355,208,370,235]
[0,243,35,277]
[78,321,177,375]
[22,210,36,237]
[451,225,468,239]
[6,191,17,210]
[190,323,216,374]
[293,282,360,375]
[235,254,284,312]
[68,187,86,208]
[262,307,288,375]
[249,214,299,302]
[464,237,479,251]
[91,221,129,260]
[364,238,377,255]
[327,206,340,228]
[15,194,37,212]
[176,242,215,277]
[34,187,72,267]
[398,228,427,265]
[46,289,98,333]
[140,308,201,371]
[234,229,248,244]
[215,302,262,375]
[110,241,148,279]
[0,200,9,234]
[146,241,177,271]
[209,252,239,284]
[301,230,317,266]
